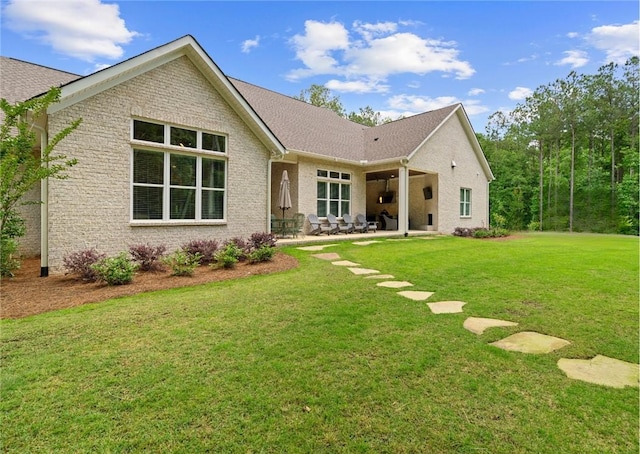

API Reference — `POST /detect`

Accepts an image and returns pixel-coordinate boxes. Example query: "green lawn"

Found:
[2,233,638,453]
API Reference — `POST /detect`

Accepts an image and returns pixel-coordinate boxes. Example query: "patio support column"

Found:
[398,160,409,236]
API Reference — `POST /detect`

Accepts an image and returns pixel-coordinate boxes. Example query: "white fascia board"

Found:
[288,148,407,169]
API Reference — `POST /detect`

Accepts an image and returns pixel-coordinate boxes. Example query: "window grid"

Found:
[316,169,351,217]
[460,188,471,217]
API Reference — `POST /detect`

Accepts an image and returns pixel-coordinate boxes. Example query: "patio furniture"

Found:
[342,214,356,233]
[327,213,347,234]
[356,214,376,232]
[307,214,334,235]
[381,214,398,230]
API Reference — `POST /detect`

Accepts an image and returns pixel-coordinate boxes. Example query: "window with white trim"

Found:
[131,120,226,222]
[460,188,471,217]
[316,169,351,217]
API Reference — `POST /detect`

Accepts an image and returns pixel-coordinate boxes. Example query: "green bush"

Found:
[472,227,510,239]
[163,249,201,276]
[213,243,242,269]
[248,245,276,263]
[91,253,138,285]
[0,237,20,278]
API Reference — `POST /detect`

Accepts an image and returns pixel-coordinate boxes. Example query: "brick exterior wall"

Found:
[408,111,490,234]
[43,56,270,273]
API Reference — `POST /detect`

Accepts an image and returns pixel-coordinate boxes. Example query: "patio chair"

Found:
[307,214,334,235]
[342,214,357,233]
[326,214,345,234]
[356,213,376,233]
[381,214,398,230]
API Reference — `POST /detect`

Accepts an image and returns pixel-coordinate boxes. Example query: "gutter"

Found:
[30,122,49,277]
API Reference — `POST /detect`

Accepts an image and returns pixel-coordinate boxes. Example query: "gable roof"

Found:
[1,36,492,179]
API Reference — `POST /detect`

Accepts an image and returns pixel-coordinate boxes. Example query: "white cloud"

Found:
[468,88,485,96]
[587,20,640,63]
[325,79,389,94]
[384,94,489,118]
[242,36,260,53]
[555,50,589,68]
[567,32,580,39]
[3,0,138,62]
[287,19,475,83]
[509,86,533,101]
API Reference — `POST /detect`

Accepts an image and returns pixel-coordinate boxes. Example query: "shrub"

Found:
[247,232,277,250]
[91,253,138,285]
[213,243,242,269]
[472,227,510,239]
[129,243,166,271]
[226,237,248,261]
[248,245,276,263]
[0,237,20,278]
[63,248,106,281]
[181,239,219,265]
[163,249,201,276]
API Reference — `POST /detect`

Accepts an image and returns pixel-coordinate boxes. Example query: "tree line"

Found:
[295,59,639,235]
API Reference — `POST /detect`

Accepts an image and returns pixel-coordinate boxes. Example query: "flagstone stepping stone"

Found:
[347,267,380,275]
[427,301,466,314]
[557,355,640,389]
[311,252,341,260]
[463,317,518,335]
[353,241,381,246]
[365,274,395,280]
[376,281,413,288]
[397,291,434,301]
[332,260,360,267]
[298,244,337,251]
[490,331,570,354]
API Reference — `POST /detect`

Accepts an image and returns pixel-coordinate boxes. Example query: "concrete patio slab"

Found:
[376,281,413,288]
[428,301,466,314]
[311,252,341,260]
[463,317,518,335]
[332,260,360,267]
[397,291,434,301]
[353,241,382,246]
[365,274,395,279]
[348,267,380,275]
[297,244,338,251]
[557,355,640,388]
[491,331,570,354]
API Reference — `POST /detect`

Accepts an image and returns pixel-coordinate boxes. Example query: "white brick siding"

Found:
[44,56,270,273]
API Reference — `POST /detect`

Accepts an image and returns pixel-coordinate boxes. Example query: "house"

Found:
[0,35,494,276]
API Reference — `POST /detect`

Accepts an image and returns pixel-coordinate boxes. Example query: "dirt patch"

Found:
[1,253,299,320]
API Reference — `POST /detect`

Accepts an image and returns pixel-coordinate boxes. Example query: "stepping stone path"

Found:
[490,331,570,354]
[558,355,639,389]
[303,240,639,388]
[376,281,413,288]
[428,301,466,314]
[464,317,518,335]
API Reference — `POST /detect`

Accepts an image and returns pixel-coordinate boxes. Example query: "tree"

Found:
[293,84,345,117]
[347,106,392,126]
[0,87,81,276]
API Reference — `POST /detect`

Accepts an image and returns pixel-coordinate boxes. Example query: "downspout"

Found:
[399,158,409,237]
[31,123,49,277]
[267,157,273,234]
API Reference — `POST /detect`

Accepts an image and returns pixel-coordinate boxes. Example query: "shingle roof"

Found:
[0,53,461,167]
[0,56,81,105]
[230,78,368,161]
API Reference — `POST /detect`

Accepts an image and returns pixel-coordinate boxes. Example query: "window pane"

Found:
[317,170,328,177]
[202,133,226,152]
[170,154,196,187]
[133,186,163,220]
[170,127,197,148]
[133,150,164,184]
[329,183,340,199]
[202,190,224,219]
[317,181,327,199]
[341,173,351,180]
[329,171,340,179]
[341,184,350,200]
[170,188,196,219]
[329,201,339,215]
[133,120,164,143]
[341,201,350,216]
[202,159,225,188]
[317,200,327,217]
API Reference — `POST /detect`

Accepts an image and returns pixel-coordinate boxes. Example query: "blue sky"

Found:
[1,1,638,132]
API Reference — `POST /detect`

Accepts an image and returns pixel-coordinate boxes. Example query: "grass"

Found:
[1,233,638,453]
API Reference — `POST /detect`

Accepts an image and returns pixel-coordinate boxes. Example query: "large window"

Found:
[132,119,226,222]
[316,169,351,217]
[460,188,471,217]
